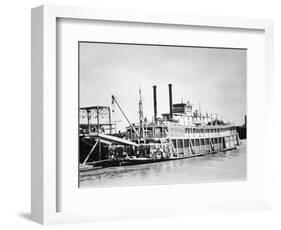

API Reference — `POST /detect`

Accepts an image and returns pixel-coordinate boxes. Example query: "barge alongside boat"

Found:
[79,84,240,168]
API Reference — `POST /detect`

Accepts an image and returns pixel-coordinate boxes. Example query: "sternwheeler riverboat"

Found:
[79,84,240,168]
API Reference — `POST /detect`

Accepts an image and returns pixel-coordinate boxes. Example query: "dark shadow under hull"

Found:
[81,146,238,170]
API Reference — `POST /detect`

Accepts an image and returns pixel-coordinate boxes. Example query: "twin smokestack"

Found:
[168,84,173,119]
[153,84,173,121]
[153,85,157,121]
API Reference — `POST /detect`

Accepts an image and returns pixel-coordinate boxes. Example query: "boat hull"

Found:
[84,146,238,168]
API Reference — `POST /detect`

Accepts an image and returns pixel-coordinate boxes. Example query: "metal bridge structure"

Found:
[79,106,116,135]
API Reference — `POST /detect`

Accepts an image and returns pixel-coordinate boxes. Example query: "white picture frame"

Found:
[31,5,274,225]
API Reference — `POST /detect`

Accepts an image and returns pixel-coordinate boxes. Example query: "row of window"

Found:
[126,126,236,138]
[172,138,223,148]
[185,127,235,133]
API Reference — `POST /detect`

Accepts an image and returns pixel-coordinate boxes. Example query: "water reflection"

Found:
[80,140,246,188]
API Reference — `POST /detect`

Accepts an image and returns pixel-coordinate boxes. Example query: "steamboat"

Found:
[79,84,240,168]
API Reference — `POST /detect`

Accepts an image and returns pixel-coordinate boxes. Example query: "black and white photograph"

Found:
[78,42,247,188]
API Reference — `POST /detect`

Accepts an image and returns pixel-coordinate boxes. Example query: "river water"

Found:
[79,140,247,188]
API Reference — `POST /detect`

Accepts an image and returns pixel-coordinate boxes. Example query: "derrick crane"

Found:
[111,95,140,139]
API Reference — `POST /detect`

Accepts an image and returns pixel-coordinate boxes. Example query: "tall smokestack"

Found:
[153,85,157,121]
[169,84,173,119]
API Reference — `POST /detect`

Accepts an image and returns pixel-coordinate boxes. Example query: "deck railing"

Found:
[127,127,237,140]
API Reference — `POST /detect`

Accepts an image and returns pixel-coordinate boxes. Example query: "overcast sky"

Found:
[79,42,246,131]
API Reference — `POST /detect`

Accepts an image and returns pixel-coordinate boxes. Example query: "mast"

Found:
[199,102,202,121]
[138,87,145,143]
